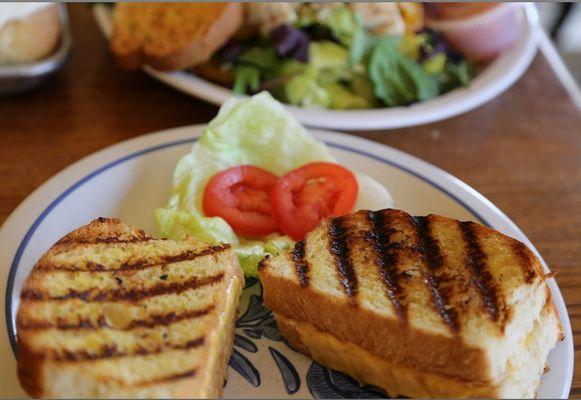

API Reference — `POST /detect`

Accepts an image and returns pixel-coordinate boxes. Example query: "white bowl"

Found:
[93,4,539,131]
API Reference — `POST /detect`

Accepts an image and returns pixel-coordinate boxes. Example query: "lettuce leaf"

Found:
[233,66,261,95]
[285,66,331,108]
[155,92,335,277]
[369,38,439,106]
[284,41,372,109]
[322,5,358,46]
[155,208,239,245]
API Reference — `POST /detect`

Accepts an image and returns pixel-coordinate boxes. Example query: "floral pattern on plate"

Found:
[226,277,387,398]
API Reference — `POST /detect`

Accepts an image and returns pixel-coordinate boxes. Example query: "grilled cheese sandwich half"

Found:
[259,209,562,398]
[17,217,244,399]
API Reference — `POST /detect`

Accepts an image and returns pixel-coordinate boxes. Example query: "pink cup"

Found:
[427,3,520,63]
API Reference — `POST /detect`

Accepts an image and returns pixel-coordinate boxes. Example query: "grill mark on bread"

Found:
[57,236,154,246]
[21,273,224,302]
[365,210,407,321]
[127,306,213,329]
[412,216,459,333]
[459,221,501,322]
[39,244,230,272]
[292,241,310,288]
[16,217,242,397]
[328,217,358,306]
[20,305,215,331]
[412,217,443,270]
[257,255,270,272]
[42,337,205,362]
[511,240,538,284]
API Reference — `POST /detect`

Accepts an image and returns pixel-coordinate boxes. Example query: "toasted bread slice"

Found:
[259,209,562,398]
[110,2,243,71]
[17,217,244,399]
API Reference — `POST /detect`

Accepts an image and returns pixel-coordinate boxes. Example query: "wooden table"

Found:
[1,4,581,396]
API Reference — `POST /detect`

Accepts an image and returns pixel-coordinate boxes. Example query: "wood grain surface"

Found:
[1,4,580,396]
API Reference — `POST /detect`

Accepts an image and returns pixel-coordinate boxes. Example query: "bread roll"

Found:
[0,3,60,64]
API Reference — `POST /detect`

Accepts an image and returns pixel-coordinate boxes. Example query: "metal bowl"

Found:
[0,4,72,96]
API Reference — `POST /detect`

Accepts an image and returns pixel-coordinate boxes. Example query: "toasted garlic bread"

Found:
[17,217,244,399]
[259,209,562,398]
[110,2,243,71]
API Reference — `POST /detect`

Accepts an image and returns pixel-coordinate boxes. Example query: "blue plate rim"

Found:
[1,125,572,398]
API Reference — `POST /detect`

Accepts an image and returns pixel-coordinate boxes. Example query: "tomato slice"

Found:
[271,162,359,240]
[203,165,279,237]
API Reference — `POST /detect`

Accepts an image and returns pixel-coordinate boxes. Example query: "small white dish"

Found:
[0,4,72,96]
[426,3,521,62]
[0,125,572,398]
[93,4,539,131]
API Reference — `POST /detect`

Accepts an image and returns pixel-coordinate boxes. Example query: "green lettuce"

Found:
[284,41,370,109]
[233,66,261,95]
[285,66,331,108]
[369,38,439,106]
[322,5,358,46]
[155,92,335,277]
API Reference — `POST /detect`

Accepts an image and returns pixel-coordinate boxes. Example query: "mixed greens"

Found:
[155,92,336,277]
[221,5,473,109]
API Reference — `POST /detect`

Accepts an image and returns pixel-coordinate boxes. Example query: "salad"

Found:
[208,3,474,110]
[155,91,394,277]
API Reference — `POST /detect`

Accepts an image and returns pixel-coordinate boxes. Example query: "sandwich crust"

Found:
[17,217,243,398]
[276,315,496,398]
[276,306,560,398]
[110,2,243,71]
[259,209,562,398]
[260,266,489,383]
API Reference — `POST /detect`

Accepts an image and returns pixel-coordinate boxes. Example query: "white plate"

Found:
[94,4,539,131]
[0,126,572,398]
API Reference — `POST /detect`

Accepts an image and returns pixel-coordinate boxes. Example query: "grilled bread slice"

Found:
[110,2,243,70]
[259,209,562,398]
[17,217,244,399]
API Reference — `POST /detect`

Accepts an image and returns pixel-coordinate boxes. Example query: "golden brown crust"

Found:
[109,3,152,70]
[201,271,242,398]
[259,208,559,387]
[18,217,146,398]
[274,314,311,356]
[16,217,243,398]
[55,217,149,243]
[260,270,489,384]
[544,284,564,341]
[276,314,498,398]
[17,340,44,398]
[110,2,243,71]
[147,3,242,71]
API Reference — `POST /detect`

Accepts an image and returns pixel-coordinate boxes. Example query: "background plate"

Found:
[0,126,572,398]
[93,4,539,130]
